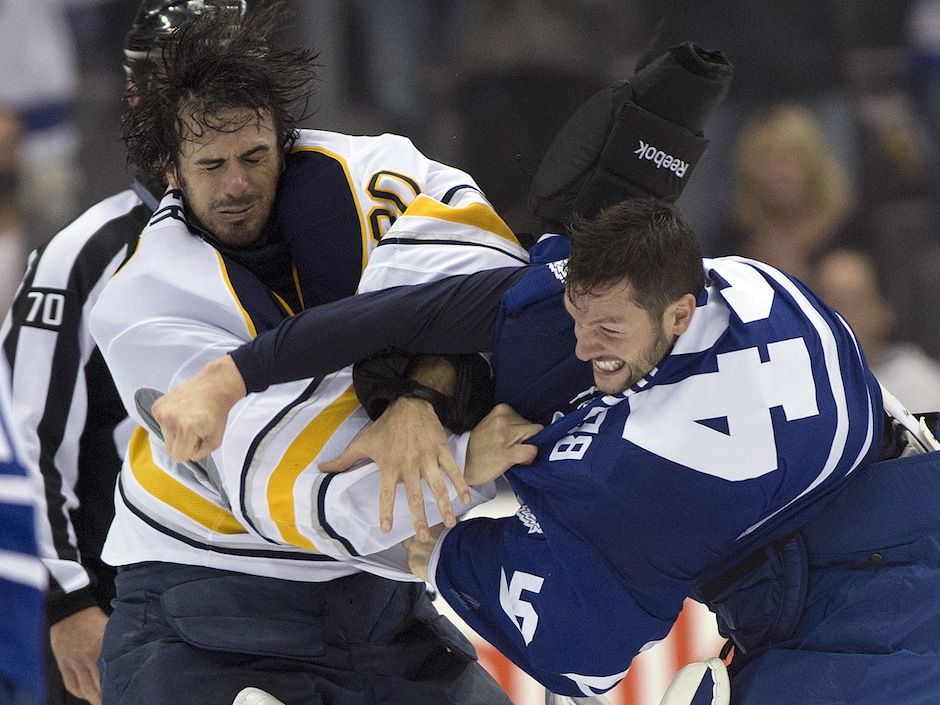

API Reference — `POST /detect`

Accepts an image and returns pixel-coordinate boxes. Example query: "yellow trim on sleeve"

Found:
[266,385,361,550]
[213,250,257,338]
[127,427,246,535]
[403,195,521,246]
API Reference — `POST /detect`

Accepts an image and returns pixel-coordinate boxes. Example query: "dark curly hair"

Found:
[122,0,319,186]
[565,198,704,319]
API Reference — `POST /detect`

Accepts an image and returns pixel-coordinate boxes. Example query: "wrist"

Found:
[208,355,248,407]
[397,383,453,429]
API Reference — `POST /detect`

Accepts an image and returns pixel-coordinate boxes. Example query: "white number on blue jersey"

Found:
[499,568,544,645]
[625,337,818,480]
[549,407,608,461]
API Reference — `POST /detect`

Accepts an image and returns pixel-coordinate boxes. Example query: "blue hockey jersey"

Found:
[431,244,884,697]
[0,360,46,702]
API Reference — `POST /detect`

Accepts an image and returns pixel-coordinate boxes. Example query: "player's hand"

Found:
[49,605,108,705]
[404,523,446,581]
[464,404,542,486]
[319,397,470,542]
[152,355,247,461]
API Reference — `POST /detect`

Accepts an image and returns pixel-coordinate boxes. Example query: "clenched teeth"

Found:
[594,359,624,372]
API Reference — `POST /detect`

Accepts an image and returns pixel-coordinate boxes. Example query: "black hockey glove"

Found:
[528,42,733,232]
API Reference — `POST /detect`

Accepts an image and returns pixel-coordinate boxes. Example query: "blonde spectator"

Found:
[718,104,856,281]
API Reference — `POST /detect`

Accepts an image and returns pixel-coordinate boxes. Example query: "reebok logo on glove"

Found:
[634,140,689,178]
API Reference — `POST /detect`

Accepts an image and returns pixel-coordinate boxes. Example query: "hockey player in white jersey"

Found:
[89,4,528,705]
[1,3,247,704]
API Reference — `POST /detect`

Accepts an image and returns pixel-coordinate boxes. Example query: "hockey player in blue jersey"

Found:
[0,358,46,705]
[153,194,940,704]
[147,38,940,703]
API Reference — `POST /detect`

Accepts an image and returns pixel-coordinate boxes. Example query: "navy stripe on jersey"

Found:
[441,184,483,204]
[238,378,324,543]
[375,237,530,264]
[117,476,338,562]
[316,472,359,557]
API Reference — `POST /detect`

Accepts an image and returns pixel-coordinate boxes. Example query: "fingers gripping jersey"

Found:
[90,133,528,581]
[432,255,883,696]
[215,188,527,570]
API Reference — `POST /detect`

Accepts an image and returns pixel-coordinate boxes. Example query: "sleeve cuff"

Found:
[46,584,100,625]
[230,347,266,394]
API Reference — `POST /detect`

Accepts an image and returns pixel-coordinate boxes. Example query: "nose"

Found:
[222,163,251,197]
[574,325,601,361]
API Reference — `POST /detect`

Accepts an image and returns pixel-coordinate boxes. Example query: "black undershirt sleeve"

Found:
[230,265,529,393]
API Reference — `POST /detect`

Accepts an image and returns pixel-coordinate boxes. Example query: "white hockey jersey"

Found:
[90,129,528,582]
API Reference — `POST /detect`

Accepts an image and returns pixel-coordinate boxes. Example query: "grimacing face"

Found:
[565,280,695,394]
[166,107,283,247]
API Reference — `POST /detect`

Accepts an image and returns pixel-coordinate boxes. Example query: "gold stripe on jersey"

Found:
[213,250,257,338]
[127,427,245,534]
[267,385,361,549]
[290,262,305,310]
[271,289,295,317]
[402,195,521,246]
[111,232,143,278]
[290,146,370,275]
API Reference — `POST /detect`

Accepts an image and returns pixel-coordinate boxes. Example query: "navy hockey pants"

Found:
[99,563,512,705]
[706,451,940,705]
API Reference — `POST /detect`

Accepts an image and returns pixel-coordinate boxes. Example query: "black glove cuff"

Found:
[399,382,453,425]
[353,353,494,433]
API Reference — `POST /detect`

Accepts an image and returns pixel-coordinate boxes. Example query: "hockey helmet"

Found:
[123,0,247,83]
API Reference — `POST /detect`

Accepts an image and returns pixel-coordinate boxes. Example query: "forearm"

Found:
[231,266,526,393]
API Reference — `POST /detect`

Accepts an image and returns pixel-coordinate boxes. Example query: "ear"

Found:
[165,163,180,189]
[664,293,696,337]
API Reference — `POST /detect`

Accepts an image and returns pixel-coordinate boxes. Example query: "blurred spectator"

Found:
[712,103,858,281]
[908,0,940,236]
[0,110,26,319]
[815,248,940,413]
[658,0,859,250]
[0,0,83,251]
[344,1,464,141]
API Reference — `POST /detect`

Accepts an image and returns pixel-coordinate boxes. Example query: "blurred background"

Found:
[4,2,940,703]
[5,1,940,389]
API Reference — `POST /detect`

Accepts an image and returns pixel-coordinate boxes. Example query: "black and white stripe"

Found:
[1,186,152,619]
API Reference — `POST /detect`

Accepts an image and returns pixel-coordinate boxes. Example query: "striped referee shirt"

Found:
[1,182,155,623]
